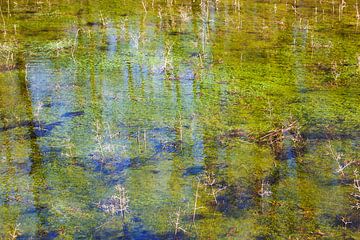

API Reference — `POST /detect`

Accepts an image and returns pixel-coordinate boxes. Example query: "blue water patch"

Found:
[61,111,85,118]
[183,165,204,176]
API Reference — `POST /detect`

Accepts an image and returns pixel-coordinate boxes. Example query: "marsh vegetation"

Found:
[0,0,359,239]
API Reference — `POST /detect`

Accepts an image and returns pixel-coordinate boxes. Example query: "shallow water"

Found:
[0,0,359,239]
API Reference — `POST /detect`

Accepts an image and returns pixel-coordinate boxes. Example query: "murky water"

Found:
[0,0,359,239]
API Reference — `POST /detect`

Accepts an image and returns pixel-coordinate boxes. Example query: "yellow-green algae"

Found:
[0,0,359,239]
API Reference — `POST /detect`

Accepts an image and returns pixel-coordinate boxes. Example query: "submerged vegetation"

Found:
[0,0,359,239]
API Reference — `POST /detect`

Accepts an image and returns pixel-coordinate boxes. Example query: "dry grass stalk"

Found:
[328,143,354,177]
[94,121,106,161]
[341,216,352,229]
[258,120,302,153]
[8,224,21,240]
[202,171,226,204]
[171,207,187,239]
[161,41,174,74]
[192,179,205,222]
[352,169,360,210]
[258,180,272,198]
[0,5,6,36]
[142,0,148,13]
[179,6,191,23]
[99,184,130,220]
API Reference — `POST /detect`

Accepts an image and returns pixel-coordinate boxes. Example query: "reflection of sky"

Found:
[22,10,207,166]
[106,22,117,59]
[1,1,359,237]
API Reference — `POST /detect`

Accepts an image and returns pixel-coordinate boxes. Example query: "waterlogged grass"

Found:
[0,0,360,239]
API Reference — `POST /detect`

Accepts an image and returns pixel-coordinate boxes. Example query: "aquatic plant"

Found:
[161,41,174,75]
[61,137,76,159]
[0,5,6,36]
[257,180,272,198]
[7,223,21,240]
[99,184,130,221]
[257,120,303,158]
[0,42,15,70]
[179,6,191,23]
[34,101,43,123]
[1,0,360,239]
[328,143,354,177]
[170,207,187,239]
[142,0,148,13]
[93,121,106,161]
[201,171,226,205]
[42,40,74,55]
[331,61,341,83]
[352,169,360,210]
[94,121,121,162]
[192,179,202,223]
[341,216,352,230]
[99,11,108,26]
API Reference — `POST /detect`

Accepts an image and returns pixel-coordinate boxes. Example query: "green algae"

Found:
[0,0,360,239]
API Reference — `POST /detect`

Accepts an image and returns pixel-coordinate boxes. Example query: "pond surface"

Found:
[0,0,360,239]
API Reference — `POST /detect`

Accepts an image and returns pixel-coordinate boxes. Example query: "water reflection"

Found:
[0,0,359,239]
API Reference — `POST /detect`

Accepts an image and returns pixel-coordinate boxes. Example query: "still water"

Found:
[0,0,359,239]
